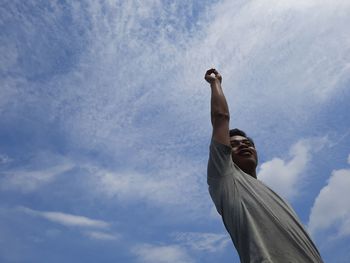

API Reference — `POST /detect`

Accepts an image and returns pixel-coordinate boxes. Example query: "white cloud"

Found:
[308,157,350,238]
[20,207,109,228]
[172,232,230,252]
[83,231,120,241]
[258,137,328,200]
[87,159,211,217]
[1,162,73,193]
[132,244,194,263]
[258,139,318,200]
[18,207,121,242]
[96,171,170,203]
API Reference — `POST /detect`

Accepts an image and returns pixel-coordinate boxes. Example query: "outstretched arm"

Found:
[205,68,230,146]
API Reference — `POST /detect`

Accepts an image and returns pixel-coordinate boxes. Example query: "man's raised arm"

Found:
[205,68,230,146]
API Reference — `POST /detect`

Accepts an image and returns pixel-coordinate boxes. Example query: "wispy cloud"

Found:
[0,154,12,164]
[20,207,109,228]
[308,155,350,238]
[172,232,230,252]
[1,162,74,193]
[132,244,194,263]
[17,206,120,242]
[86,160,211,218]
[3,0,349,172]
[36,0,349,177]
[83,231,120,241]
[258,138,327,200]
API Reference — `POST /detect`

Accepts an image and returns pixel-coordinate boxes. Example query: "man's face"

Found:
[230,135,258,175]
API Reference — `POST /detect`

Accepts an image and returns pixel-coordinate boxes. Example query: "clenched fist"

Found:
[205,68,222,85]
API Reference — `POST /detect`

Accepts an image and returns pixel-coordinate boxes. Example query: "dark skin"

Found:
[205,68,258,178]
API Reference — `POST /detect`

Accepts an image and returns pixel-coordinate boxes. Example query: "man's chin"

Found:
[238,154,256,161]
[234,158,257,171]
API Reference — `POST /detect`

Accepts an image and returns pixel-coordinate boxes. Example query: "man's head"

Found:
[229,129,258,178]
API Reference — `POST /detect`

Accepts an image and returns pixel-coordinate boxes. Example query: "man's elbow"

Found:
[211,112,230,127]
[211,111,230,121]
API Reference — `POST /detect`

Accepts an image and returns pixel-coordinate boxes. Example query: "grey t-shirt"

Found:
[207,139,323,263]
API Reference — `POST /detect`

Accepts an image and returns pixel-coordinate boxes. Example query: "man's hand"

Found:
[205,68,222,85]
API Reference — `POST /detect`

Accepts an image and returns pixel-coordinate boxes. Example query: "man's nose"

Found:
[237,143,249,149]
[238,142,248,147]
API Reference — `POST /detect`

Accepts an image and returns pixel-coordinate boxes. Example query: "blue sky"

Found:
[1,0,350,262]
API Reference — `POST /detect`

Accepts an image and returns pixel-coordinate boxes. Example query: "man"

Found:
[205,68,323,263]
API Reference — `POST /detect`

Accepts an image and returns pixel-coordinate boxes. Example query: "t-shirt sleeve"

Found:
[207,139,234,215]
[207,138,233,179]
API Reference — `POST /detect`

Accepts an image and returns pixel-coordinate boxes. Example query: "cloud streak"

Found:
[1,162,73,193]
[173,232,230,252]
[86,159,210,218]
[20,207,109,228]
[84,230,120,241]
[132,244,194,263]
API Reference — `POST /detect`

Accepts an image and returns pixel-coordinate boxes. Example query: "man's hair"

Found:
[229,128,255,147]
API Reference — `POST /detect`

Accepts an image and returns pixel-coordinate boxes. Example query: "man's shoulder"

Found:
[210,138,232,154]
[208,139,236,180]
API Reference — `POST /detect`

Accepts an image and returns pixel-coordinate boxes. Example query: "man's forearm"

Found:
[210,81,230,125]
[205,68,230,145]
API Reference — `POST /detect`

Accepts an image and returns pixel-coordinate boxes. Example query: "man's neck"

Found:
[243,168,257,179]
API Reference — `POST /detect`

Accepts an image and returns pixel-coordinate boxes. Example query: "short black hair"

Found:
[229,128,255,147]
